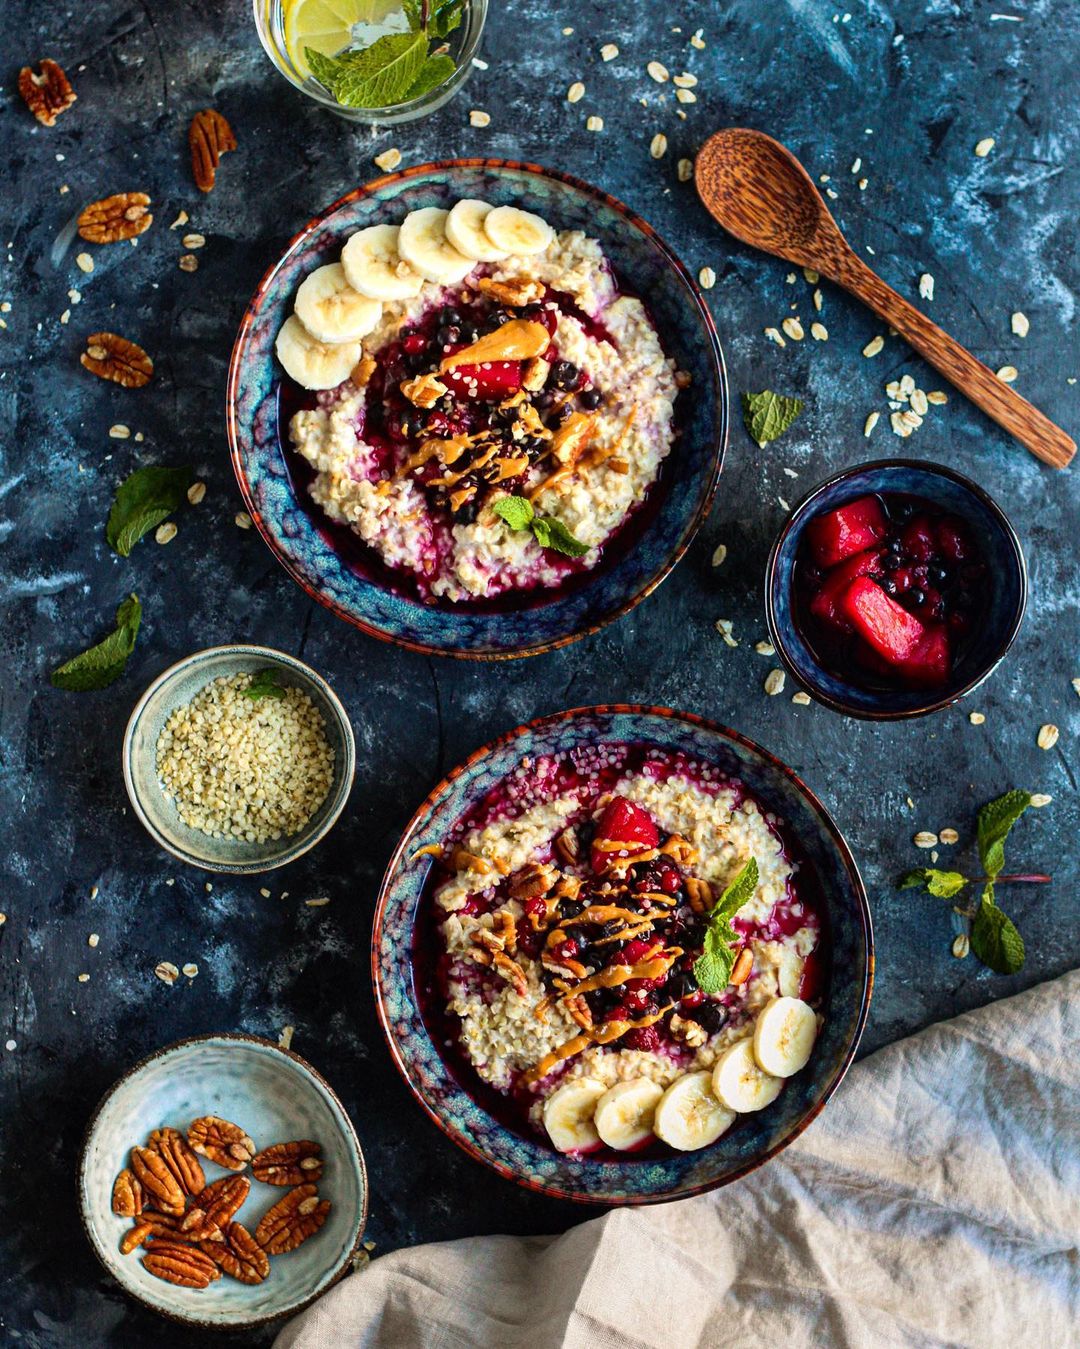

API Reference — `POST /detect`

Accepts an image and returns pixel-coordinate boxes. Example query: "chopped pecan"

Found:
[141,1240,221,1289]
[684,876,713,915]
[250,1140,323,1187]
[255,1184,331,1256]
[400,372,448,407]
[563,994,593,1030]
[120,1221,155,1255]
[521,356,551,392]
[508,862,557,901]
[81,332,153,388]
[18,59,76,126]
[351,354,377,387]
[477,276,545,307]
[492,949,529,997]
[130,1146,184,1216]
[659,834,698,867]
[669,1013,707,1047]
[554,828,580,865]
[553,875,583,905]
[549,411,595,465]
[112,1168,143,1218]
[201,1222,270,1284]
[188,1116,255,1171]
[189,108,237,193]
[148,1126,205,1196]
[188,1174,250,1237]
[77,192,152,244]
[491,910,517,952]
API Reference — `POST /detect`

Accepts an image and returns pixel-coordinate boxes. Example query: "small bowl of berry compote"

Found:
[766,460,1027,719]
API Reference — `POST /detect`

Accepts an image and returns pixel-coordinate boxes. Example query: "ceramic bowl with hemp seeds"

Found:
[123,646,355,873]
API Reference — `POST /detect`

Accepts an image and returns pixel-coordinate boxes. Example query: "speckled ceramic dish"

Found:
[122,644,355,873]
[79,1034,367,1329]
[372,706,872,1204]
[766,460,1027,719]
[227,159,727,659]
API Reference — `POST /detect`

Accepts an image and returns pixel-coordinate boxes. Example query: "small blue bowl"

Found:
[765,459,1027,720]
[372,705,873,1205]
[227,159,727,660]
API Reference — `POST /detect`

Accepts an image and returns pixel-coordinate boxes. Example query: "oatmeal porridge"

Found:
[274,199,683,604]
[417,743,826,1155]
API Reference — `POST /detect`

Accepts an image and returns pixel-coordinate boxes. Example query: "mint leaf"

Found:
[971,885,1025,974]
[403,0,463,35]
[977,790,1031,880]
[492,495,535,531]
[307,32,428,108]
[404,53,455,98]
[693,858,759,995]
[741,390,804,448]
[899,868,968,899]
[242,668,286,702]
[530,516,590,558]
[106,465,193,556]
[51,594,142,691]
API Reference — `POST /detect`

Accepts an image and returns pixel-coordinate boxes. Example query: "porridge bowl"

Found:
[228,160,727,658]
[373,706,872,1204]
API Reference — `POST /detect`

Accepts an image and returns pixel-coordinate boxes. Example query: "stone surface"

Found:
[1,1,1077,1344]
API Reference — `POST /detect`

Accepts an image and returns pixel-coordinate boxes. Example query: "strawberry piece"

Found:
[590,798,659,873]
[806,496,887,568]
[936,516,974,563]
[442,360,522,400]
[624,1025,661,1053]
[619,937,660,967]
[898,623,950,686]
[900,514,936,562]
[839,576,926,665]
[809,547,884,630]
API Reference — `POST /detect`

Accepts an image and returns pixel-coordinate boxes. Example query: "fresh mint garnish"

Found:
[492,495,590,558]
[51,594,142,691]
[741,390,803,448]
[897,790,1046,974]
[403,0,464,38]
[403,53,456,99]
[693,857,758,995]
[242,668,287,702]
[106,465,193,556]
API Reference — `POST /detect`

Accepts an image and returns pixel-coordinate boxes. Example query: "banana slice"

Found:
[753,996,818,1078]
[542,1077,608,1153]
[445,199,510,262]
[482,205,555,256]
[711,1037,783,1113]
[274,314,362,391]
[341,224,424,301]
[398,207,476,285]
[294,263,383,345]
[652,1071,735,1151]
[593,1079,664,1151]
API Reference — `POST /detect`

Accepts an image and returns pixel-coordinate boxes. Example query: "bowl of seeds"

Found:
[122,644,355,873]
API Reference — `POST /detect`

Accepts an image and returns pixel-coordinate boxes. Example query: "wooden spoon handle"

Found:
[834,252,1075,469]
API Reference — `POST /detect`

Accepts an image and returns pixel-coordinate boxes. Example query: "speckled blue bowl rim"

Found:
[77,1032,369,1331]
[226,157,729,661]
[121,644,356,874]
[764,458,1028,721]
[371,704,874,1205]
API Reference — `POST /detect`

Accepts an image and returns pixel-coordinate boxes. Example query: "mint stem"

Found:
[421,0,430,27]
[982,873,1051,885]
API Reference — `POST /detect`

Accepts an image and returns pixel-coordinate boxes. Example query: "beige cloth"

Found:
[276,973,1080,1349]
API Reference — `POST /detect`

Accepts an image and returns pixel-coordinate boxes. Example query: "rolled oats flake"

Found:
[181,232,206,249]
[179,253,198,272]
[781,316,804,341]
[567,81,585,103]
[469,109,491,127]
[75,252,94,274]
[306,896,331,907]
[890,411,912,438]
[1036,723,1059,750]
[813,288,823,311]
[711,543,727,567]
[1072,677,1080,698]
[109,424,130,439]
[650,133,668,159]
[919,272,935,301]
[850,157,862,174]
[647,61,670,82]
[1011,311,1029,337]
[974,137,995,157]
[373,147,402,171]
[802,267,819,284]
[155,521,178,545]
[864,411,880,437]
[586,115,604,132]
[182,962,199,978]
[914,831,938,848]
[715,618,738,648]
[969,711,986,725]
[170,210,189,229]
[952,933,970,959]
[764,669,786,696]
[187,480,206,505]
[754,640,775,656]
[78,973,90,983]
[155,961,179,986]
[698,266,716,289]
[88,933,99,947]
[601,43,619,61]
[60,308,71,324]
[673,72,697,87]
[862,334,884,358]
[764,326,786,347]
[690,29,705,48]
[260,887,271,897]
[909,388,929,416]
[279,1024,295,1050]
[675,88,696,103]
[677,157,693,181]
[997,365,1018,383]
[810,321,828,341]
[235,511,253,529]
[792,691,812,706]
[938,827,959,845]
[1030,793,1052,807]
[858,177,868,190]
[899,374,916,397]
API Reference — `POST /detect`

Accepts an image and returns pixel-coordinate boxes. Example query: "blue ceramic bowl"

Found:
[372,706,872,1205]
[79,1034,368,1329]
[227,160,727,659]
[766,460,1027,720]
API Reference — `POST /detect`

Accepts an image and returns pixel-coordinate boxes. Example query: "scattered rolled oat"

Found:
[952,933,970,959]
[75,252,94,274]
[373,147,401,171]
[864,411,880,437]
[179,254,198,272]
[260,887,271,898]
[711,543,727,568]
[810,322,828,341]
[1036,723,1059,750]
[909,388,929,416]
[279,1025,295,1050]
[926,390,948,405]
[78,973,90,983]
[914,831,938,849]
[812,288,823,311]
[182,232,206,250]
[673,72,697,88]
[792,691,812,706]
[650,133,668,159]
[918,273,935,301]
[109,424,131,439]
[677,158,693,182]
[781,317,804,341]
[187,481,206,505]
[586,115,604,132]
[647,61,670,82]
[675,88,696,104]
[974,137,995,157]
[764,326,786,347]
[469,109,491,127]
[235,511,253,529]
[155,961,179,986]
[764,669,786,696]
[858,177,869,191]
[90,884,99,900]
[1011,311,1029,337]
[715,618,738,648]
[997,365,1018,383]
[305,897,330,908]
[1072,677,1080,698]
[802,267,819,284]
[1030,793,1052,808]
[862,334,884,357]
[155,521,178,545]
[567,81,585,103]
[170,210,189,229]
[88,933,99,947]
[690,29,705,49]
[939,828,959,845]
[698,266,716,289]
[754,640,775,656]
[182,963,199,978]
[969,711,986,725]
[601,43,619,61]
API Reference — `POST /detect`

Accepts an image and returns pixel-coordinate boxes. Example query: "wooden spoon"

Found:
[695,127,1075,469]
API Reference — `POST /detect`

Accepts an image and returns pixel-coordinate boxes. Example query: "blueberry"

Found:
[670,971,697,1000]
[601,919,623,937]
[534,390,555,410]
[695,1001,728,1034]
[437,324,461,346]
[882,577,898,596]
[883,553,900,572]
[460,325,478,344]
[551,360,579,389]
[930,564,949,585]
[888,536,903,553]
[560,899,586,919]
[552,403,573,426]
[441,306,462,326]
[579,388,603,410]
[522,304,545,322]
[909,587,925,606]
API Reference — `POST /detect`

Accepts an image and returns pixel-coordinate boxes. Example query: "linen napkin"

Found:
[276,971,1080,1348]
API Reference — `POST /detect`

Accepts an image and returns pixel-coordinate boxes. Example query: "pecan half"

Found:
[77,192,153,244]
[81,332,154,388]
[18,59,76,126]
[400,372,448,408]
[187,1115,255,1170]
[554,828,579,866]
[148,1126,205,1196]
[186,1174,250,1238]
[189,109,237,193]
[141,1240,221,1289]
[201,1223,270,1284]
[130,1146,185,1216]
[477,276,544,308]
[508,862,557,901]
[112,1167,143,1217]
[120,1221,155,1255]
[684,876,713,915]
[251,1141,323,1187]
[255,1184,331,1256]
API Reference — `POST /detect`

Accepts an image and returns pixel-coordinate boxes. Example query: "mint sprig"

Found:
[741,390,803,448]
[693,857,758,995]
[492,495,590,558]
[242,668,287,702]
[897,790,1047,974]
[51,594,142,691]
[106,465,193,556]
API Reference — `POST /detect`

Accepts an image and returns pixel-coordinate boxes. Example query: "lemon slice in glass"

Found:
[285,0,403,80]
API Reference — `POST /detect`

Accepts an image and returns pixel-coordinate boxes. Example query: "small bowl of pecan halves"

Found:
[78,1033,368,1328]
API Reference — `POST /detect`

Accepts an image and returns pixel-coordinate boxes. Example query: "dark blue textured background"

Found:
[2,2,1077,1344]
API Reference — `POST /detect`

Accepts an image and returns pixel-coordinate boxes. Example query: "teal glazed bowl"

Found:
[227,159,727,659]
[79,1034,367,1329]
[122,644,355,874]
[372,706,873,1204]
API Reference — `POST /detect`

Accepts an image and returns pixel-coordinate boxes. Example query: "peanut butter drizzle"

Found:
[563,948,681,998]
[522,1004,673,1085]
[593,922,653,946]
[429,444,499,488]
[397,435,470,479]
[563,905,644,926]
[439,319,550,372]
